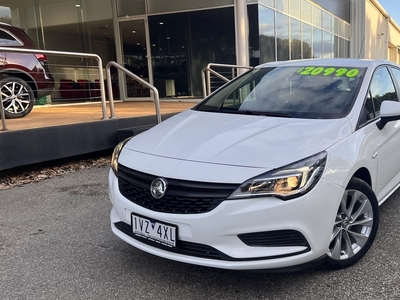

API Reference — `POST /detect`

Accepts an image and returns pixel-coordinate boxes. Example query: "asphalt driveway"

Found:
[1,165,399,299]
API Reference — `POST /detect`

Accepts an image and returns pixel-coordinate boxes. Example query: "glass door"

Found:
[119,19,151,99]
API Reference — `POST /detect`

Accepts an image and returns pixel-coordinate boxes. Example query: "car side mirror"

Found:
[377,100,400,130]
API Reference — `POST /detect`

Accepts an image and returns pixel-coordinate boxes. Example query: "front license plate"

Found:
[131,214,177,248]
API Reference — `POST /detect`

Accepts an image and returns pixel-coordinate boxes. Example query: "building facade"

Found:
[0,0,399,101]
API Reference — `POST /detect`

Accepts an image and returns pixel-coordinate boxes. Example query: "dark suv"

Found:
[0,23,54,118]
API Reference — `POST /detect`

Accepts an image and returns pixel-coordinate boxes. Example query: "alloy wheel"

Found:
[327,188,374,260]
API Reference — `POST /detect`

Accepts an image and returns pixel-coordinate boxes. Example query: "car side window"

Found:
[0,29,21,46]
[390,67,400,89]
[368,67,398,117]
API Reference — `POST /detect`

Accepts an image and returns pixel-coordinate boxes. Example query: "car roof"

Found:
[257,58,397,69]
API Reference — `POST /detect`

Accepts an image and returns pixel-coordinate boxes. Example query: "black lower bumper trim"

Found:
[114,221,312,262]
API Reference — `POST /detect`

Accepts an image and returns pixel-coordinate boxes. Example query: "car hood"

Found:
[125,110,352,169]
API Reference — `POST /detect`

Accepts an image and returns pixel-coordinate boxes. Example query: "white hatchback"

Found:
[109,59,400,271]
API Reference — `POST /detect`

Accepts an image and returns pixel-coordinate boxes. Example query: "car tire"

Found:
[323,177,379,269]
[0,76,35,119]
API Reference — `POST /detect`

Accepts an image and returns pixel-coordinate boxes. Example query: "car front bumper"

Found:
[109,169,344,270]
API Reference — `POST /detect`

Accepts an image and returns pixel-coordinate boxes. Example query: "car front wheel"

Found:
[323,177,379,269]
[0,76,35,119]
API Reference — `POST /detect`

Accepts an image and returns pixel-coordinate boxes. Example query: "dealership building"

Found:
[1,0,400,101]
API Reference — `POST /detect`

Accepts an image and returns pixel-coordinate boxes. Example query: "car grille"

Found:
[114,222,310,261]
[118,164,239,214]
[238,230,310,248]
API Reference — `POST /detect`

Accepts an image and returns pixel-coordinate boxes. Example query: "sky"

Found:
[378,0,400,26]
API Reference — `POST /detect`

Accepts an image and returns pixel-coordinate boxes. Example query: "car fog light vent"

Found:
[238,230,310,248]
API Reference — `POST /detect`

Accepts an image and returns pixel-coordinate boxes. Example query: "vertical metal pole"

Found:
[106,63,116,118]
[234,0,249,75]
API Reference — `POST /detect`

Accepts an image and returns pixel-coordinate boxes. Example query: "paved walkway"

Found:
[1,100,197,131]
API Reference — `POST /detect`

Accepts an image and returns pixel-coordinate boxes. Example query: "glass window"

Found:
[0,6,12,25]
[344,23,351,39]
[338,38,349,58]
[291,18,301,60]
[390,67,400,88]
[276,13,289,61]
[322,11,333,33]
[369,67,399,117]
[323,32,333,58]
[338,20,346,37]
[195,65,366,119]
[312,6,322,28]
[313,28,322,58]
[302,23,312,59]
[149,8,235,97]
[334,36,339,57]
[0,29,22,46]
[257,0,275,7]
[289,0,300,19]
[334,18,339,35]
[301,0,312,24]
[276,0,289,13]
[147,0,234,14]
[259,6,276,63]
[117,0,145,17]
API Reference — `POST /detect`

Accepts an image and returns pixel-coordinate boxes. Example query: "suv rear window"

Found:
[0,29,22,46]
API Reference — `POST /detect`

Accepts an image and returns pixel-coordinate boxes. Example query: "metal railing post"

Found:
[201,63,253,97]
[106,61,162,123]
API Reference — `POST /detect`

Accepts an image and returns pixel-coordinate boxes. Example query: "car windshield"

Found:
[194,65,366,119]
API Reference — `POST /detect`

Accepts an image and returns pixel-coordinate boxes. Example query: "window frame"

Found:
[358,65,400,128]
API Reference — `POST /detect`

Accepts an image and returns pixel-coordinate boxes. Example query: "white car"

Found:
[109,59,400,271]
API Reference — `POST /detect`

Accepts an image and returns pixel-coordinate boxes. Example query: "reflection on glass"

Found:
[301,0,312,24]
[116,0,145,17]
[120,20,149,98]
[338,38,349,58]
[302,23,312,59]
[18,0,117,102]
[259,0,275,8]
[334,18,339,35]
[313,28,322,58]
[291,18,301,60]
[276,0,289,13]
[248,4,260,66]
[312,6,322,28]
[259,6,276,63]
[276,13,289,61]
[334,36,339,57]
[289,0,300,19]
[148,0,233,14]
[345,23,351,39]
[323,11,333,33]
[323,31,333,58]
[338,20,345,37]
[149,8,235,97]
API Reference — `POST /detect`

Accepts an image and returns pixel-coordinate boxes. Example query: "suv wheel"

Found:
[0,76,35,118]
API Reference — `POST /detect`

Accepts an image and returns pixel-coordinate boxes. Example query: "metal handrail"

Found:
[201,63,253,97]
[106,61,161,123]
[0,47,106,131]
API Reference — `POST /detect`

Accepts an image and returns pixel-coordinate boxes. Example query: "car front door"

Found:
[367,66,400,201]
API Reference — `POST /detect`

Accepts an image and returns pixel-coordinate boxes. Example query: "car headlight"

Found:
[228,151,327,200]
[111,137,132,176]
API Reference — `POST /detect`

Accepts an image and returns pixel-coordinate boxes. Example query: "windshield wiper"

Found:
[233,110,292,118]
